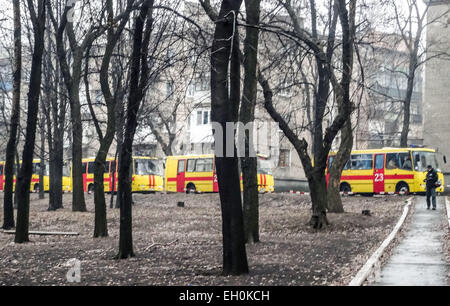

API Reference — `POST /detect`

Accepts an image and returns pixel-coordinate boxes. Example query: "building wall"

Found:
[424,1,450,173]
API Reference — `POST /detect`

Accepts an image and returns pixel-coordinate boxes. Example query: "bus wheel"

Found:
[186,183,196,194]
[340,183,352,194]
[396,182,409,195]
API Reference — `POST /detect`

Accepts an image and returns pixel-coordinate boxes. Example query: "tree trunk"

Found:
[400,56,417,147]
[2,0,21,230]
[327,0,356,213]
[69,70,87,212]
[39,119,45,199]
[211,0,249,276]
[116,0,153,259]
[327,119,352,213]
[110,149,119,209]
[47,56,65,211]
[93,150,109,237]
[308,171,330,229]
[15,0,46,243]
[240,0,261,244]
[47,2,87,212]
[93,0,133,238]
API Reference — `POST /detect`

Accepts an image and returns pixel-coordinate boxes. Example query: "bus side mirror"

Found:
[444,156,447,164]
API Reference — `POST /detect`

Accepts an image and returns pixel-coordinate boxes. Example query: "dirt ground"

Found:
[0,192,411,286]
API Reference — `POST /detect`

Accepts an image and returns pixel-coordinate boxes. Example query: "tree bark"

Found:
[326,0,356,213]
[39,124,45,199]
[327,119,352,213]
[211,0,249,275]
[400,53,418,147]
[15,0,46,243]
[116,0,154,259]
[240,0,261,244]
[92,0,134,238]
[2,0,21,230]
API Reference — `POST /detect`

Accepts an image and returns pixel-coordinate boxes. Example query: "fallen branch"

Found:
[1,230,79,236]
[144,238,178,252]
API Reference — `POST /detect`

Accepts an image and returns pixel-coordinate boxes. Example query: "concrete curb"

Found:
[445,197,450,229]
[348,196,414,286]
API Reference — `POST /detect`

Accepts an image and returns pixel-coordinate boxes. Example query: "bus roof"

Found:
[166,154,215,160]
[329,147,436,155]
[81,156,159,162]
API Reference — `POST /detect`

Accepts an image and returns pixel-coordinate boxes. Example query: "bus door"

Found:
[373,154,385,193]
[177,159,186,192]
[108,161,117,192]
[82,162,88,192]
[212,159,219,192]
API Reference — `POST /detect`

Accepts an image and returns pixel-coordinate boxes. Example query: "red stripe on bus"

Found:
[385,175,414,180]
[341,176,373,180]
[342,174,414,181]
[168,176,212,182]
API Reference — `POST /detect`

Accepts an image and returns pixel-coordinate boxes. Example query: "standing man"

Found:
[424,165,438,210]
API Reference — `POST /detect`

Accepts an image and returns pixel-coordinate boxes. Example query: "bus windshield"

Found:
[413,151,439,172]
[63,163,71,177]
[134,159,162,176]
[33,162,49,176]
[257,159,272,175]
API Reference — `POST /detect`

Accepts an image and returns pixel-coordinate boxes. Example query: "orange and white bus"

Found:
[81,156,164,193]
[0,159,72,192]
[164,154,275,193]
[327,148,445,195]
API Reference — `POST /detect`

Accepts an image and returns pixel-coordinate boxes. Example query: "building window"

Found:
[203,111,209,125]
[187,83,194,96]
[94,90,103,105]
[194,73,209,92]
[278,149,290,167]
[197,111,203,126]
[166,81,174,98]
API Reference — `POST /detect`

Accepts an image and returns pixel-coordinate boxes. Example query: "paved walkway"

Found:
[373,196,449,286]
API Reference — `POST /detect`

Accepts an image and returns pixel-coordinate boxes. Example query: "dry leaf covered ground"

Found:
[0,192,411,286]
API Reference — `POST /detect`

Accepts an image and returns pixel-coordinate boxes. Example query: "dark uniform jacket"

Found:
[425,168,438,189]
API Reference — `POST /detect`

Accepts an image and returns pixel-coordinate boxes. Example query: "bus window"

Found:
[386,153,399,170]
[257,158,272,175]
[177,160,186,174]
[186,159,196,172]
[399,153,412,170]
[134,159,162,176]
[63,163,71,177]
[413,151,439,172]
[344,159,351,170]
[327,156,334,171]
[82,163,87,174]
[195,159,213,172]
[0,164,3,175]
[375,154,384,170]
[32,162,49,175]
[87,162,95,174]
[350,154,373,170]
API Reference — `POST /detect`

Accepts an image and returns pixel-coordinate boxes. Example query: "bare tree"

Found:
[2,0,21,230]
[259,0,355,229]
[327,0,356,213]
[240,0,261,244]
[15,0,46,243]
[46,0,107,212]
[88,0,135,238]
[210,0,249,275]
[391,0,447,147]
[117,0,154,259]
